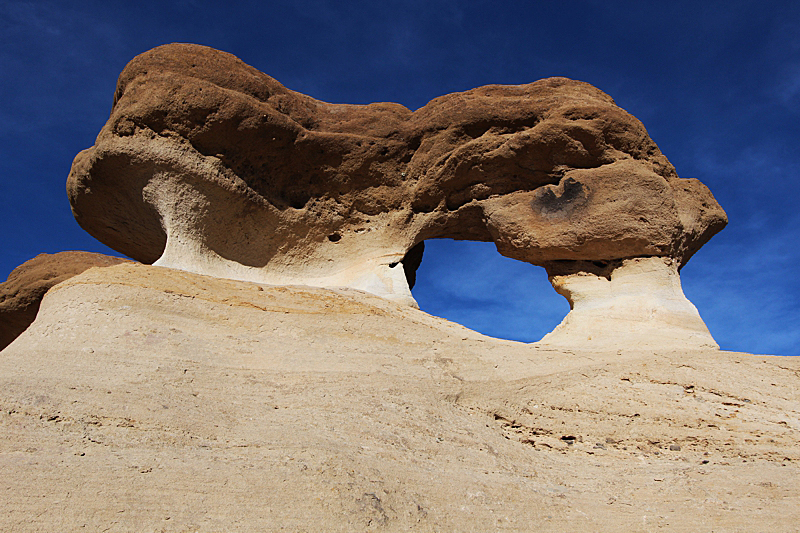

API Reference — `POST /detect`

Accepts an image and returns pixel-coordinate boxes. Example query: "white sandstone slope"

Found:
[1,263,798,532]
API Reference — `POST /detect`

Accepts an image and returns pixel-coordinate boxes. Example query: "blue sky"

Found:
[1,0,798,355]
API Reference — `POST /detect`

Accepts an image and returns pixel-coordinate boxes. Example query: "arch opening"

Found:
[410,239,570,343]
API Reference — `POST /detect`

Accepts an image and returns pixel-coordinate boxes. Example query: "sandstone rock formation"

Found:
[0,251,129,350]
[67,43,726,346]
[1,263,797,531]
[540,257,718,348]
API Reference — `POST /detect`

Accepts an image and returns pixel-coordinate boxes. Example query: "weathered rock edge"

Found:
[0,251,129,350]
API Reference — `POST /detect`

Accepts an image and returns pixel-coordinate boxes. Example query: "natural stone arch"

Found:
[410,239,570,343]
[67,43,727,348]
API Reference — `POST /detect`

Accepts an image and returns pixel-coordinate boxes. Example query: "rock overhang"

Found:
[66,42,727,345]
[69,43,726,267]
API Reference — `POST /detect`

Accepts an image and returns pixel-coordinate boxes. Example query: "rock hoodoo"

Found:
[5,45,796,532]
[67,43,727,346]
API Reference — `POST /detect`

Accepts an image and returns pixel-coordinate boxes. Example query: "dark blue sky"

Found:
[2,0,798,354]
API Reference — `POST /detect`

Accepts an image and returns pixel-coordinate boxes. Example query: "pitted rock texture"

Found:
[67,43,726,306]
[0,251,130,350]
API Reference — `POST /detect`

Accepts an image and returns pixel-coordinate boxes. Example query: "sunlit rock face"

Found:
[0,252,129,350]
[541,257,719,348]
[67,43,726,344]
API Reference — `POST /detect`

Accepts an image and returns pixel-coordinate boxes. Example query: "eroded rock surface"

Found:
[0,251,130,350]
[541,257,718,348]
[67,43,726,342]
[1,263,797,531]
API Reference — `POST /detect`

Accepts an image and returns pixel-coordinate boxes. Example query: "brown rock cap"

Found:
[67,43,726,299]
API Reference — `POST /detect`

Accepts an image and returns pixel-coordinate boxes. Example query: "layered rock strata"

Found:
[67,43,727,343]
[1,264,797,531]
[0,251,129,350]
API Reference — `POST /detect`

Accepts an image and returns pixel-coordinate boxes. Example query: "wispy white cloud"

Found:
[775,63,800,108]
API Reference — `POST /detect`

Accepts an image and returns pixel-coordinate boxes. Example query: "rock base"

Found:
[541,257,718,349]
[1,264,797,531]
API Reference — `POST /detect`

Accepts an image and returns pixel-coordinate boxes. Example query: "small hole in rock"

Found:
[327,233,341,242]
[412,239,569,342]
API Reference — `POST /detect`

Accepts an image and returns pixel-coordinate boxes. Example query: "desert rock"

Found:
[1,263,797,531]
[67,43,726,341]
[0,251,129,350]
[541,256,719,348]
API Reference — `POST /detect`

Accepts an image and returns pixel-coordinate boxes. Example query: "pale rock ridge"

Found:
[0,251,129,350]
[67,43,727,344]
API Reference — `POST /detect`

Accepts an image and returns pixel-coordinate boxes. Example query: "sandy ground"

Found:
[1,263,798,532]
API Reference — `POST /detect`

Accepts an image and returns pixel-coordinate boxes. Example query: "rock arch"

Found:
[411,239,570,343]
[67,43,727,348]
